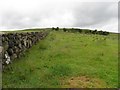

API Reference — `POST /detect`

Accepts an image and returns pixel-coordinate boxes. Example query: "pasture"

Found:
[2,31,118,88]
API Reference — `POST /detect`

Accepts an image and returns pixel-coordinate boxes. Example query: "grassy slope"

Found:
[1,28,51,33]
[3,31,118,88]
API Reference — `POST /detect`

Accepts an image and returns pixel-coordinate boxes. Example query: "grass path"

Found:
[3,31,118,88]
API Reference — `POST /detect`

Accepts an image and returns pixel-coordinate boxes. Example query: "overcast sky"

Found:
[0,0,118,32]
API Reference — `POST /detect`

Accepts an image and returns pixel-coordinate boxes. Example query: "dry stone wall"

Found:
[1,31,48,67]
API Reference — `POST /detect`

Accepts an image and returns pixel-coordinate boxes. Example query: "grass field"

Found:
[2,31,118,88]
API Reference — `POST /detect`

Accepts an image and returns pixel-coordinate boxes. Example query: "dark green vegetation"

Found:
[2,30,118,88]
[52,27,110,35]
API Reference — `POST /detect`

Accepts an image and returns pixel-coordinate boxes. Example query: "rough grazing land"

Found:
[3,31,118,88]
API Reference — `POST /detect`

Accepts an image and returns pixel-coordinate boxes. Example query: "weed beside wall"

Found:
[1,31,48,67]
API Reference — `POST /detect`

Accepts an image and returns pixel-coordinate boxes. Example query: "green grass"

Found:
[3,31,118,88]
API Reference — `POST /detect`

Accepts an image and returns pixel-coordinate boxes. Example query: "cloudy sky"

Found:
[0,0,118,32]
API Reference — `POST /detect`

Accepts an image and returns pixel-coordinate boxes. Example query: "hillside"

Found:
[2,30,118,88]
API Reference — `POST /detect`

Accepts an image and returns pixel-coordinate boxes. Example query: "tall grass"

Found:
[3,31,118,88]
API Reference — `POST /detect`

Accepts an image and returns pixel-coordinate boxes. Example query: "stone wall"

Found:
[1,31,48,67]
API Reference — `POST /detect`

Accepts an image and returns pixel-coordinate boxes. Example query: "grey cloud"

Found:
[73,2,117,27]
[0,1,118,32]
[1,11,42,29]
